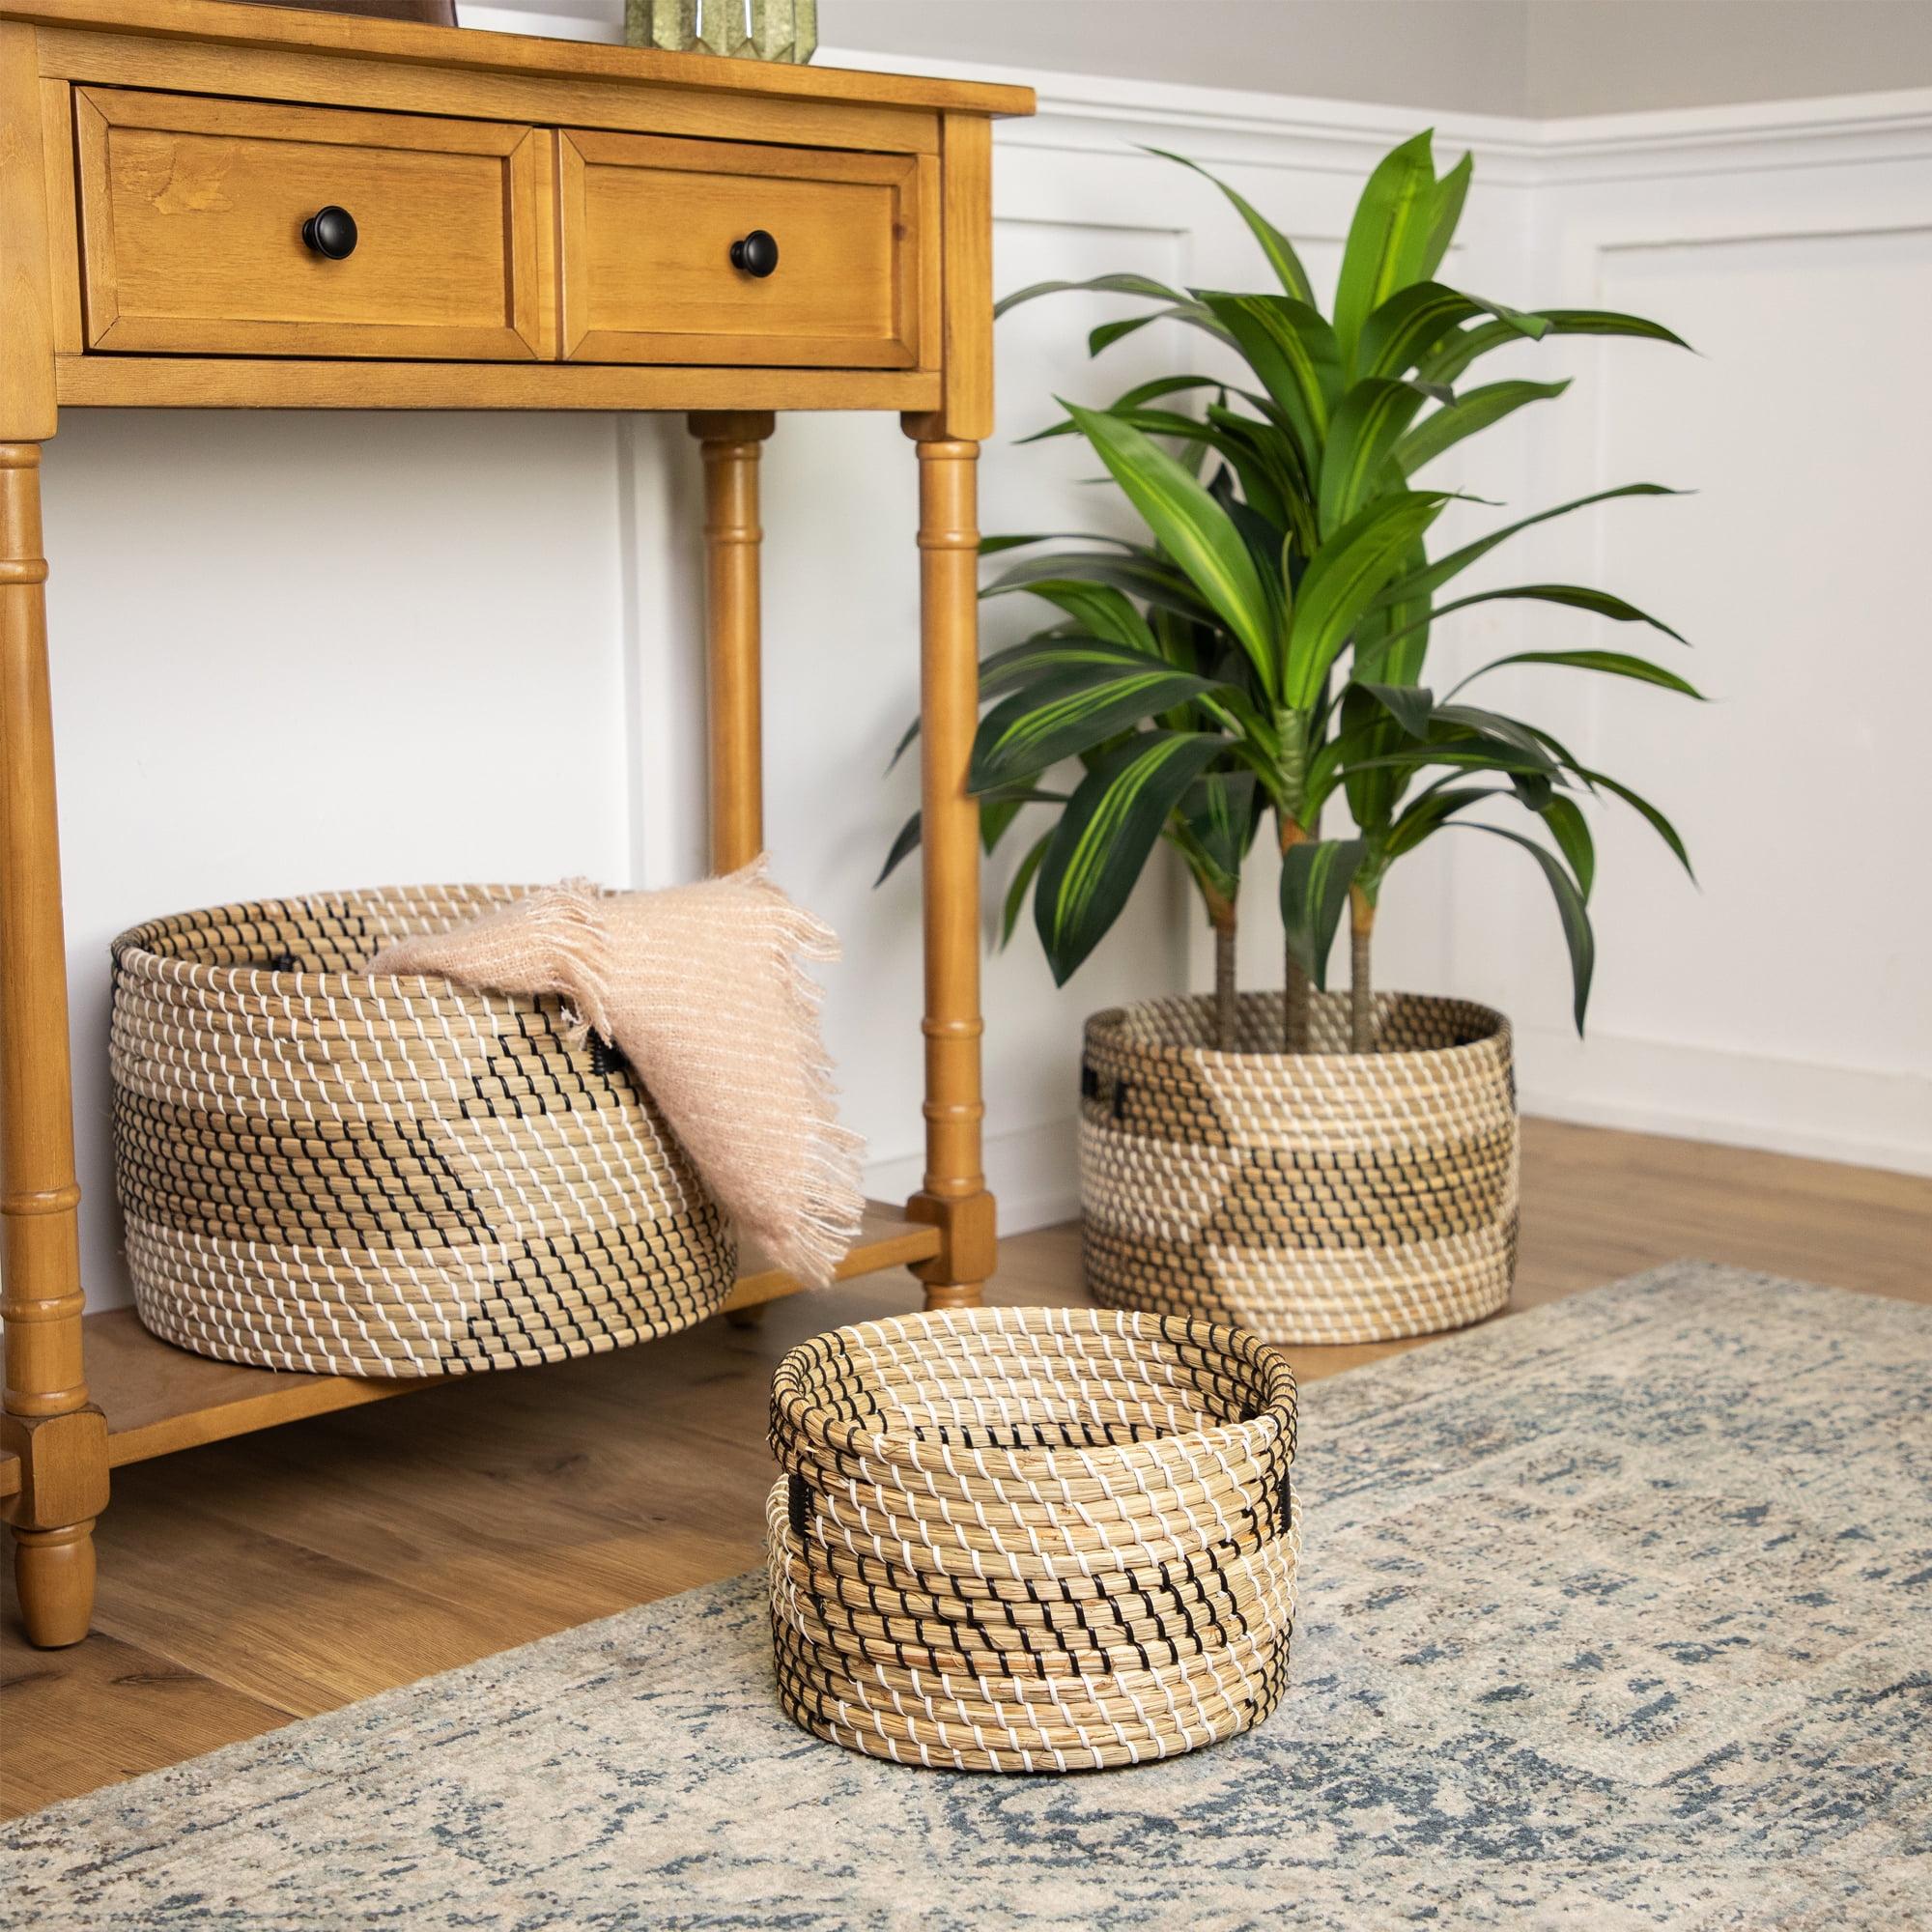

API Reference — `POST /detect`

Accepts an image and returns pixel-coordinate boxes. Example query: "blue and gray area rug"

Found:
[5,1263,1928,1930]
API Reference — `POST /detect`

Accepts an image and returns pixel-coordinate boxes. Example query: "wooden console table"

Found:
[0,0,1031,1648]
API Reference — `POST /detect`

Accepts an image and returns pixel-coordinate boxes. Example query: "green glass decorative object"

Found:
[624,0,817,63]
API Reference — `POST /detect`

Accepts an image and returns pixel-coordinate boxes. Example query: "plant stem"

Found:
[1215,921,1237,1051]
[1204,883,1238,1051]
[1278,811,1314,1054]
[1350,885,1376,1053]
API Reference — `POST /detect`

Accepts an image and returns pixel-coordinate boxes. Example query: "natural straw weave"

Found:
[110,888,736,1378]
[767,1304,1299,1773]
[1080,991,1517,1347]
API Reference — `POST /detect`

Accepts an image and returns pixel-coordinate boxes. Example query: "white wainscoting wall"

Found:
[43,31,1932,1309]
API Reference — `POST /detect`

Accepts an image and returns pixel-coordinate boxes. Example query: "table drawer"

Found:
[558,130,933,368]
[73,88,554,361]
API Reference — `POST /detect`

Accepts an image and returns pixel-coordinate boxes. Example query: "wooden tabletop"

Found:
[0,0,1037,116]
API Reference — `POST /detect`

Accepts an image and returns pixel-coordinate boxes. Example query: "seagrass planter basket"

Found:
[109,887,736,1378]
[1080,991,1518,1347]
[767,1304,1299,1774]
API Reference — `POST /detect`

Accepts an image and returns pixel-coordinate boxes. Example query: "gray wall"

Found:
[827,0,1528,115]
[1522,1,1932,116]
[821,0,1932,116]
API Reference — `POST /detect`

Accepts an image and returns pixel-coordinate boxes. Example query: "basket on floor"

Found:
[110,887,736,1378]
[1079,991,1518,1347]
[767,1304,1299,1774]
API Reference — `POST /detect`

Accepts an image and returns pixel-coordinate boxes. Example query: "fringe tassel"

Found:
[371,861,867,1292]
[724,857,866,1288]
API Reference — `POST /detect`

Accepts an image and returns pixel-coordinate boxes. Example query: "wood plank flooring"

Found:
[5,1117,1927,1817]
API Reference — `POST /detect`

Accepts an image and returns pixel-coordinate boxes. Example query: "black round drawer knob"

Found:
[301,206,358,261]
[729,229,780,278]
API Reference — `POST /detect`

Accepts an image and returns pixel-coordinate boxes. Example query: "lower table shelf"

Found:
[0,1202,940,1498]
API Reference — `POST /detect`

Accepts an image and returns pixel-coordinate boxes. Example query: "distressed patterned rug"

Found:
[6,1264,1929,1931]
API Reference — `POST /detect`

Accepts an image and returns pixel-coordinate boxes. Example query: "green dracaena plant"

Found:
[884,133,1700,1050]
[877,536,1266,1048]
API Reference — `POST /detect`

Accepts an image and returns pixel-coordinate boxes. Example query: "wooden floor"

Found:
[4,1117,1927,1817]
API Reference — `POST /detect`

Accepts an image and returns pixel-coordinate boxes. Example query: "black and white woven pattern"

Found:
[110,888,736,1378]
[1080,991,1519,1346]
[767,1304,1299,1773]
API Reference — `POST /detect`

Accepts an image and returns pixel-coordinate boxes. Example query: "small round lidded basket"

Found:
[767,1305,1299,1774]
[110,888,736,1378]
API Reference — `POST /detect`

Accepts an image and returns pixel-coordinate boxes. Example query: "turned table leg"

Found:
[690,412,776,1323]
[689,411,775,877]
[0,443,107,1647]
[902,433,996,1310]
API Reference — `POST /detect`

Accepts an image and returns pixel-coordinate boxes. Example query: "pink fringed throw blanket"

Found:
[368,860,865,1287]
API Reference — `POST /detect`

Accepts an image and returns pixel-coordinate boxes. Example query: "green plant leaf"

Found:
[1279,837,1366,988]
[876,810,922,887]
[1356,281,1546,383]
[980,633,1166,692]
[995,271,1194,319]
[1065,401,1280,693]
[1284,492,1448,706]
[996,577,1163,656]
[1384,782,1507,859]
[885,714,920,774]
[1319,378,1433,533]
[1355,682,1435,737]
[1539,795,1596,900]
[1035,731,1226,983]
[1144,147,1316,303]
[878,785,1068,887]
[1337,683,1404,844]
[1180,769,1260,897]
[1196,292,1341,469]
[980,795,1025,852]
[1338,739,1563,784]
[1365,578,1690,671]
[1452,649,1704,700]
[895,629,1162,776]
[1418,151,1472,281]
[980,531,1141,555]
[1426,702,1563,773]
[1089,305,1234,357]
[983,554,1219,629]
[1333,132,1441,374]
[1019,404,1254,460]
[1352,540,1432,686]
[1104,374,1231,411]
[1459,583,1689,641]
[1576,767,1696,879]
[970,663,1226,791]
[1204,406,1297,534]
[1421,307,1692,384]
[1374,486,1682,609]
[1000,833,1052,949]
[1391,379,1570,475]
[1456,822,1596,1032]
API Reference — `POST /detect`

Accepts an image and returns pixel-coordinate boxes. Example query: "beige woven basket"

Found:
[767,1304,1299,1773]
[1080,991,1517,1347]
[110,887,736,1378]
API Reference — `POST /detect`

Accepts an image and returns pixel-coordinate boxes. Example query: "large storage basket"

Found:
[767,1304,1299,1774]
[110,887,736,1378]
[1080,991,1517,1347]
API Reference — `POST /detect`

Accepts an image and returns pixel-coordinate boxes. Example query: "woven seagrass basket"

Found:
[1080,990,1518,1347]
[768,1304,1299,1774]
[110,887,736,1378]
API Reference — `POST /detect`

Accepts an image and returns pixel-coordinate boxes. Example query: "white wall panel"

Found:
[43,49,1932,1311]
[44,412,634,1309]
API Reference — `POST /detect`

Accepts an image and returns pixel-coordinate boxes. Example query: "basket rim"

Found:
[110,884,552,996]
[1084,988,1511,1070]
[770,1302,1295,1475]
